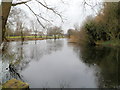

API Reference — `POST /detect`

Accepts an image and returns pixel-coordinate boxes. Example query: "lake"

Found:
[0,39,120,88]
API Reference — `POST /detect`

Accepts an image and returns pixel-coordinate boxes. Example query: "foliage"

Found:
[78,2,120,46]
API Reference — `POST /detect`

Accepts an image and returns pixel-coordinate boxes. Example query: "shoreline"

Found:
[95,40,120,47]
[68,36,120,47]
[5,36,65,42]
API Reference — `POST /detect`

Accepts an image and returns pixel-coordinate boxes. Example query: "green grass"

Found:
[6,36,41,38]
[6,36,65,39]
[96,39,120,47]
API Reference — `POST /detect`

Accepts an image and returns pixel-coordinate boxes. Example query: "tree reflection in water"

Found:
[29,39,63,61]
[1,42,28,83]
[2,39,119,88]
[1,39,63,84]
[72,44,120,88]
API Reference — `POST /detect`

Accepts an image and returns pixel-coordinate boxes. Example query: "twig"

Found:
[24,3,45,28]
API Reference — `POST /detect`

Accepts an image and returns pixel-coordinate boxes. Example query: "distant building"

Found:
[30,31,44,36]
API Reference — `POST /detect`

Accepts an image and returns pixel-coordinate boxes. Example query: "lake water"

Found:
[0,39,120,88]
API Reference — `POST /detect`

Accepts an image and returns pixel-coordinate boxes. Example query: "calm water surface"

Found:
[0,39,120,88]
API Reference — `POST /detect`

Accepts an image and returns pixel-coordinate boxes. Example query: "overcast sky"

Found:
[1,0,120,33]
[12,0,100,33]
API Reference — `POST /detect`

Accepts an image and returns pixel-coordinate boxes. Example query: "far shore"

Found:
[5,36,65,42]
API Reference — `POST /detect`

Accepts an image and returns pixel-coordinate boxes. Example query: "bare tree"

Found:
[0,5,2,44]
[82,0,103,14]
[0,0,63,44]
[47,26,63,39]
[7,7,28,42]
[31,21,39,39]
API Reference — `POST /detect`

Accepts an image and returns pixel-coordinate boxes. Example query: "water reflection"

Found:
[1,42,30,83]
[21,39,98,88]
[72,44,120,88]
[1,39,119,88]
[1,39,64,83]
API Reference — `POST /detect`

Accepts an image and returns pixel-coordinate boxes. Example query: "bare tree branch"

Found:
[83,0,100,14]
[83,0,97,8]
[12,0,32,6]
[35,0,63,22]
[24,3,45,28]
[60,0,64,3]
[11,0,63,28]
[36,14,53,23]
[42,0,47,6]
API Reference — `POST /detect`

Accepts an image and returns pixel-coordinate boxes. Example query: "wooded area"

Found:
[68,2,120,46]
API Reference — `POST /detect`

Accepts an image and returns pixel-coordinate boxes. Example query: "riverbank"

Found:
[67,35,79,43]
[6,36,65,41]
[96,40,120,47]
[68,36,120,47]
[2,79,29,89]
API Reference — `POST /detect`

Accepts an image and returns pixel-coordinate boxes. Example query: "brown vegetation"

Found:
[68,2,120,46]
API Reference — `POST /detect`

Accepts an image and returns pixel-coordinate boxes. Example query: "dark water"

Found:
[0,39,120,88]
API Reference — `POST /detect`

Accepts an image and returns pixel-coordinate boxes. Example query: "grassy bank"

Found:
[68,36,120,47]
[6,36,65,41]
[96,40,120,47]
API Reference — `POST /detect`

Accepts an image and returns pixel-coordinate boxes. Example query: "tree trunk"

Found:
[0,5,2,44]
[21,29,24,44]
[0,0,12,44]
[54,35,56,39]
[118,1,120,39]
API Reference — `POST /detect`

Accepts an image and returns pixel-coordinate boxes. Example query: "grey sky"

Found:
[1,0,120,33]
[11,0,100,33]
